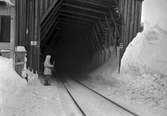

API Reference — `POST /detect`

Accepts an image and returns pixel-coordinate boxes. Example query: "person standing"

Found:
[43,55,54,85]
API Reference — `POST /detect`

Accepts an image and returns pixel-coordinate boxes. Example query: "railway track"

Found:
[63,79,139,116]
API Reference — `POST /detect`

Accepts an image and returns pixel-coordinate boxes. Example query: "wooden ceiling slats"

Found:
[64,0,108,12]
[65,0,116,8]
[40,0,63,42]
[59,9,100,20]
[60,5,105,19]
[58,13,94,24]
[56,22,91,30]
[40,0,59,23]
[57,17,92,26]
[58,11,97,21]
[62,2,107,15]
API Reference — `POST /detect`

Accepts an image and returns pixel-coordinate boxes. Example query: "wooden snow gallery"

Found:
[13,0,144,76]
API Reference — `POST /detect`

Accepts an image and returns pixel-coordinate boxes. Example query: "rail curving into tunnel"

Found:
[40,0,142,77]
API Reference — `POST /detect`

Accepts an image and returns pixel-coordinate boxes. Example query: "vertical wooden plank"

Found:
[44,0,48,13]
[119,0,124,45]
[35,0,40,72]
[29,0,33,70]
[0,16,1,33]
[126,0,131,47]
[19,0,23,44]
[133,0,137,38]
[15,0,19,46]
[129,0,135,42]
[25,0,30,69]
[47,0,51,9]
[40,0,43,18]
[123,0,128,49]
[10,8,15,67]
[23,0,27,46]
[42,0,45,16]
[137,1,142,32]
[131,0,136,40]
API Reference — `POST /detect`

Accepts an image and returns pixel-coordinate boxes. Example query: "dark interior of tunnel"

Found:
[52,23,93,74]
[41,23,95,75]
[40,0,122,77]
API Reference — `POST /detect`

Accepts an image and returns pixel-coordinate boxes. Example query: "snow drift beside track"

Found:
[0,56,27,105]
[121,0,167,75]
[121,24,167,75]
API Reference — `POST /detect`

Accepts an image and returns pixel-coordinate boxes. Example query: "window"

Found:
[0,16,11,42]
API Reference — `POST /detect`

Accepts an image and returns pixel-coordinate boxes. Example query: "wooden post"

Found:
[10,7,15,68]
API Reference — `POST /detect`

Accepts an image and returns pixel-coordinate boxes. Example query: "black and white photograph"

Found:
[0,0,167,116]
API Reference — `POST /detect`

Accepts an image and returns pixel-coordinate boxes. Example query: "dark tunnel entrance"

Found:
[40,0,121,76]
[14,0,143,78]
[42,22,101,75]
[39,0,143,78]
[53,23,93,74]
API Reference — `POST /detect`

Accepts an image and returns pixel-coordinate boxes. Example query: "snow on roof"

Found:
[15,46,26,52]
[0,0,14,6]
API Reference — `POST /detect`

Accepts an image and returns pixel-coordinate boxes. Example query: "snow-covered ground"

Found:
[0,57,81,116]
[0,56,27,106]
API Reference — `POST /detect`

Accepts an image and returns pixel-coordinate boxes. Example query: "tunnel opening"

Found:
[14,0,143,79]
[39,0,143,80]
[40,0,121,78]
[52,23,93,74]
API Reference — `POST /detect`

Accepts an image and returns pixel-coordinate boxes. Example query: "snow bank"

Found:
[15,46,26,52]
[121,0,167,75]
[0,56,27,105]
[119,0,167,115]
[121,24,167,75]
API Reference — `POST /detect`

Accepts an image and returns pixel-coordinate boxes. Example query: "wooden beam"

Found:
[64,0,116,8]
[61,5,105,18]
[58,11,97,21]
[56,21,92,29]
[65,0,109,10]
[57,17,92,26]
[59,9,101,20]
[59,13,94,23]
[41,0,63,23]
[62,2,106,15]
[59,9,99,20]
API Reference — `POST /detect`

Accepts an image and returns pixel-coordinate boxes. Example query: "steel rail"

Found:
[65,79,140,116]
